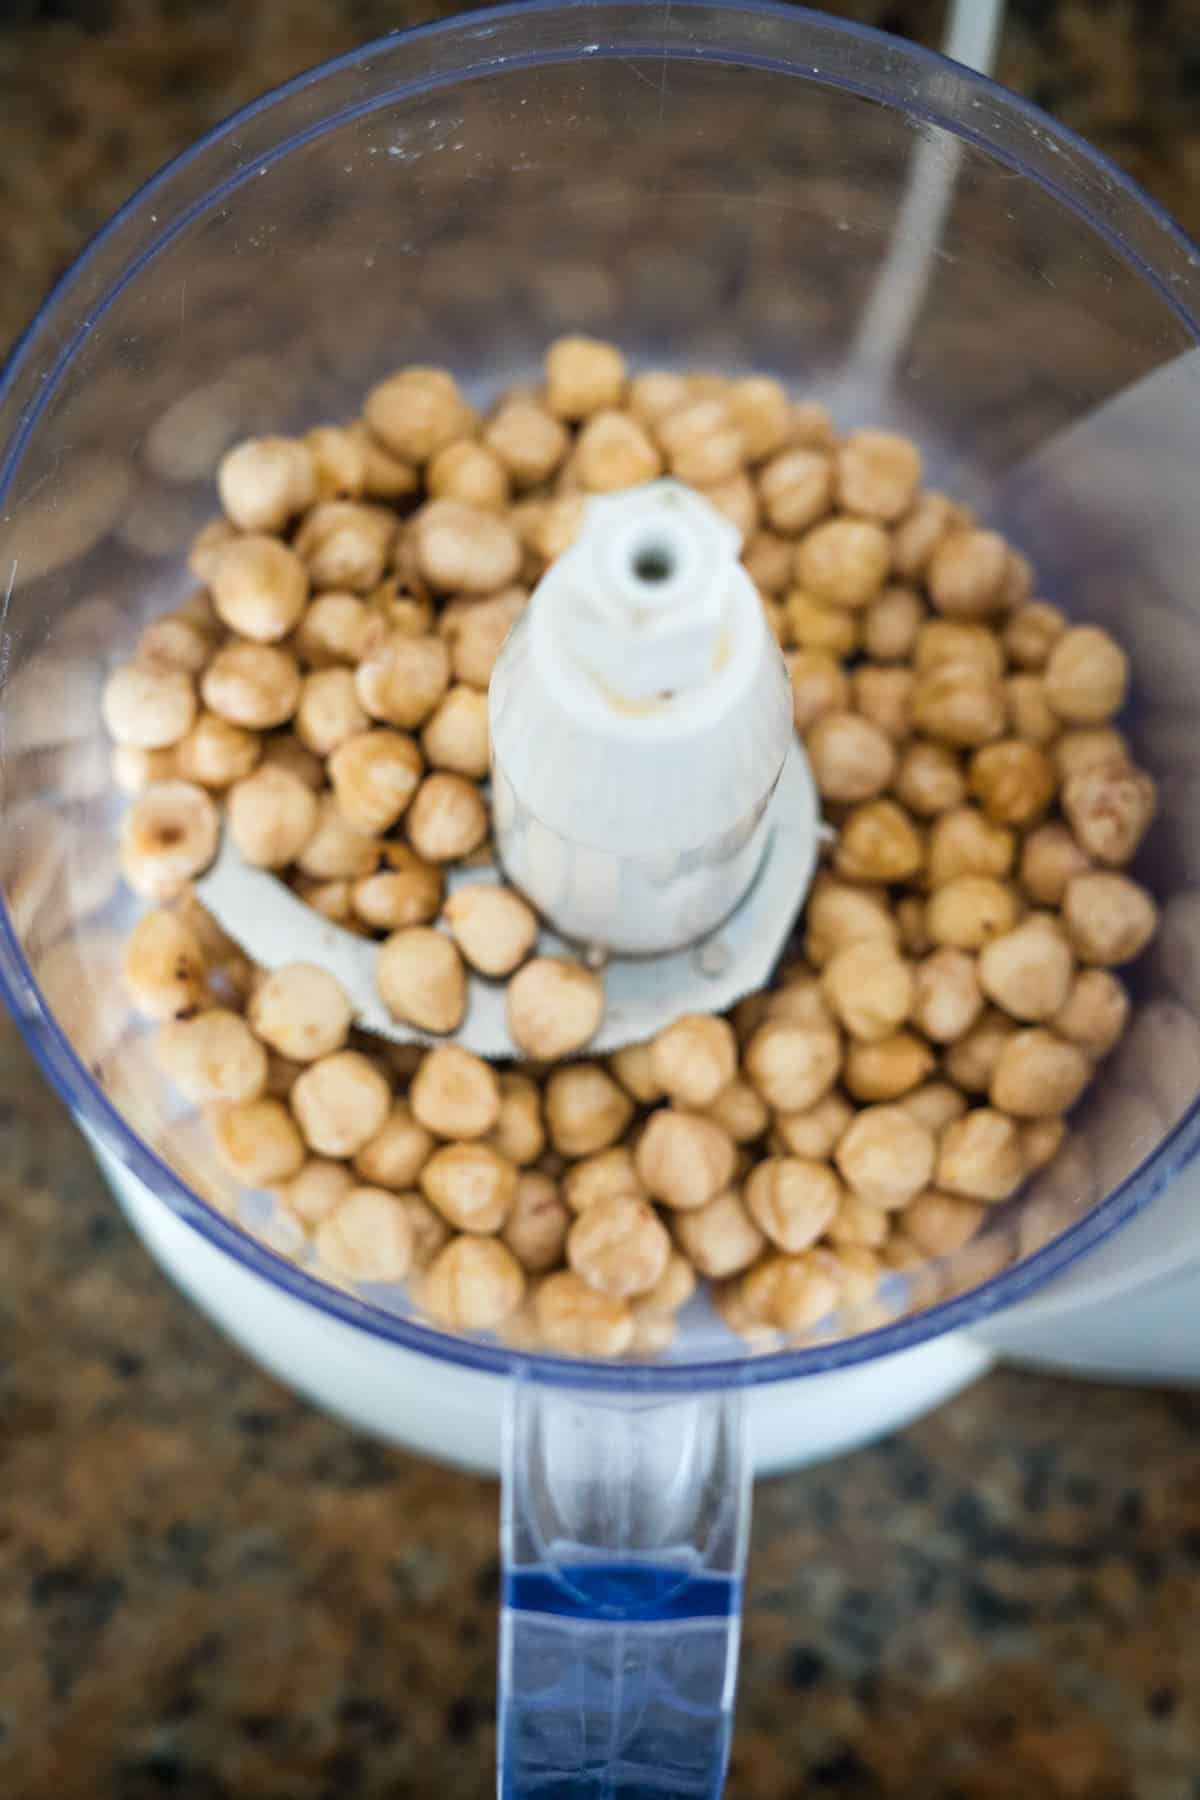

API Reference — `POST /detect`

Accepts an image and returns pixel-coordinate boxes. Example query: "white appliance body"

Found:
[93,1140,1200,1479]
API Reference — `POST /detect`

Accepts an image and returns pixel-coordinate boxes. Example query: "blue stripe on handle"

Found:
[505,1562,740,1622]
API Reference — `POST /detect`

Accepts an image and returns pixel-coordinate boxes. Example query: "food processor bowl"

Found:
[4,5,1200,1791]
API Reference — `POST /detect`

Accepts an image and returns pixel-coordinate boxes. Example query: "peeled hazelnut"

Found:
[210,534,308,642]
[891,492,955,580]
[294,501,395,593]
[926,876,1019,952]
[852,665,914,740]
[534,1270,633,1357]
[364,366,470,464]
[743,1018,841,1113]
[1062,759,1156,867]
[248,962,353,1061]
[488,1073,546,1168]
[1062,872,1158,966]
[174,712,262,790]
[443,885,539,978]
[156,1007,268,1106]
[575,410,662,491]
[352,848,443,932]
[427,439,510,513]
[794,517,890,609]
[414,499,521,595]
[315,1187,413,1285]
[635,1109,737,1211]
[789,652,849,732]
[909,661,1006,749]
[567,1194,671,1299]
[423,1236,525,1332]
[727,376,793,462]
[227,765,319,870]
[201,643,301,731]
[903,1082,968,1133]
[903,1190,986,1257]
[821,939,913,1043]
[502,1172,570,1274]
[410,1045,501,1140]
[910,948,984,1044]
[123,909,207,1020]
[563,1147,644,1215]
[211,1097,305,1186]
[740,1252,839,1336]
[914,620,1005,679]
[649,1014,739,1109]
[376,928,467,1034]
[420,685,490,780]
[103,662,196,750]
[507,958,604,1059]
[328,730,423,837]
[805,711,896,804]
[1020,823,1092,907]
[295,795,379,881]
[406,773,488,864]
[218,436,317,532]
[936,1108,1025,1201]
[1055,727,1130,783]
[774,1091,854,1160]
[893,742,966,819]
[990,1028,1092,1118]
[1044,625,1128,725]
[1021,1116,1067,1173]
[943,1007,1016,1095]
[1004,601,1066,669]
[544,1064,633,1158]
[1051,969,1129,1058]
[120,780,219,900]
[968,740,1057,829]
[927,528,1009,618]
[758,447,833,534]
[355,632,451,731]
[353,1102,434,1190]
[827,1192,889,1250]
[672,1190,766,1280]
[485,400,570,487]
[607,1043,664,1106]
[785,589,860,657]
[1005,675,1058,745]
[656,397,745,487]
[803,876,898,967]
[834,801,923,884]
[863,584,925,662]
[420,1142,518,1233]
[835,430,921,523]
[545,335,626,420]
[290,1050,391,1158]
[744,1156,842,1252]
[978,918,1075,1023]
[746,530,797,596]
[843,1032,934,1102]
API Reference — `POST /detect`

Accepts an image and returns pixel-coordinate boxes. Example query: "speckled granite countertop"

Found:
[3,3,1200,1795]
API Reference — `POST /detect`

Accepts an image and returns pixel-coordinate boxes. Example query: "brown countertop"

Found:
[3,3,1200,1795]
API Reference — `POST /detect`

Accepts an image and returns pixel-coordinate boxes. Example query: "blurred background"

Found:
[3,3,1200,1797]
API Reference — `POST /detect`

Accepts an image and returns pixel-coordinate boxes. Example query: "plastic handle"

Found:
[498,1375,751,1798]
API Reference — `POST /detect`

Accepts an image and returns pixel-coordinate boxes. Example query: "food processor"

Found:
[4,3,1200,1792]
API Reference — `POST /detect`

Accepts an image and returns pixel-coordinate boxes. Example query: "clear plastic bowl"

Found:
[3,5,1200,1790]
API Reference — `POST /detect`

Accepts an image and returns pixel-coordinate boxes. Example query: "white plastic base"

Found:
[94,1143,992,1478]
[976,1153,1200,1385]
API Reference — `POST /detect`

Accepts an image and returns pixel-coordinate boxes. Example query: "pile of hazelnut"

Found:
[105,336,1158,1357]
